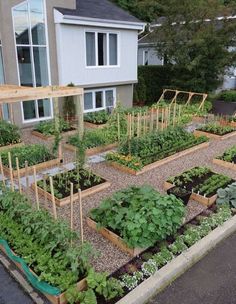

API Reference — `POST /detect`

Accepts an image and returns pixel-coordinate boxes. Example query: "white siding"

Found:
[55,24,139,86]
[138,46,163,66]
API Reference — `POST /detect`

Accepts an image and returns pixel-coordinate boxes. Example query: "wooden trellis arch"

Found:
[157,89,208,110]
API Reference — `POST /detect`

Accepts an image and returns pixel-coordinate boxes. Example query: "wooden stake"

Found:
[33,166,39,211]
[131,112,135,137]
[25,161,29,194]
[16,157,22,194]
[49,176,57,220]
[43,174,48,205]
[161,109,164,131]
[150,108,154,132]
[173,102,177,126]
[78,188,84,244]
[117,113,120,141]
[156,107,159,131]
[178,105,182,123]
[0,155,6,189]
[70,183,74,231]
[129,114,132,140]
[137,113,140,137]
[8,152,14,192]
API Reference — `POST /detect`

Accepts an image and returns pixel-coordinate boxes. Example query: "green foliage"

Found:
[152,247,174,268]
[105,152,143,171]
[0,144,54,169]
[217,182,236,208]
[35,118,71,136]
[63,83,76,118]
[218,90,236,102]
[90,186,185,248]
[218,145,236,163]
[0,190,93,291]
[168,236,188,255]
[0,120,21,147]
[133,75,147,104]
[84,110,110,124]
[198,123,235,135]
[65,287,97,304]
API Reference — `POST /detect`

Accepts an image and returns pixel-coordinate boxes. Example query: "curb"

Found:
[116,214,236,304]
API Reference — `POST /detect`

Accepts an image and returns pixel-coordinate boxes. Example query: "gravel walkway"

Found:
[20,128,236,273]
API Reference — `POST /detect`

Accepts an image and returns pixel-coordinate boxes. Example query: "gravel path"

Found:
[21,128,236,273]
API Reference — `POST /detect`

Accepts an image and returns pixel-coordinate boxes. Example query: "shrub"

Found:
[0,120,21,147]
[90,185,185,248]
[218,90,236,102]
[35,118,71,136]
[84,110,110,125]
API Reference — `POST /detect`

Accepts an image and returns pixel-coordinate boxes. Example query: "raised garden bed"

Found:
[84,110,110,129]
[0,120,22,151]
[88,186,186,257]
[106,128,209,175]
[194,123,236,140]
[164,167,234,206]
[33,168,110,207]
[0,142,24,152]
[32,118,77,141]
[213,145,236,171]
[64,142,118,157]
[0,144,61,177]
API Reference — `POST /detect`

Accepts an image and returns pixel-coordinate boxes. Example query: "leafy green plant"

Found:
[90,186,185,248]
[35,118,72,136]
[84,110,110,124]
[152,247,174,268]
[106,152,143,171]
[198,123,235,135]
[218,90,236,102]
[0,144,54,169]
[217,182,236,208]
[65,287,97,304]
[141,259,158,277]
[218,146,236,163]
[168,236,188,255]
[0,120,21,147]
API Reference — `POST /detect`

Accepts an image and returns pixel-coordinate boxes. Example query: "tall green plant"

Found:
[63,83,76,118]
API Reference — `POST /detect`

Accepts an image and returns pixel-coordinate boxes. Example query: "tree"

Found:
[154,0,236,92]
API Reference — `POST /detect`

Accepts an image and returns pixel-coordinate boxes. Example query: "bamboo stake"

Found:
[161,109,164,131]
[143,112,147,134]
[178,105,182,123]
[129,114,132,140]
[0,155,6,190]
[117,113,120,141]
[43,174,48,205]
[16,157,22,194]
[156,107,159,131]
[137,113,140,137]
[25,161,29,194]
[8,152,14,192]
[78,188,84,244]
[33,166,39,211]
[150,108,154,132]
[173,102,177,126]
[49,176,57,220]
[70,183,74,231]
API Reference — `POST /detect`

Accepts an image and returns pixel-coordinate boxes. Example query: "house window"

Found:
[0,42,10,121]
[12,0,52,123]
[84,88,116,112]
[144,50,149,65]
[86,31,118,67]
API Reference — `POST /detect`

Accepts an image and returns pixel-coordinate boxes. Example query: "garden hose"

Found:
[0,239,61,296]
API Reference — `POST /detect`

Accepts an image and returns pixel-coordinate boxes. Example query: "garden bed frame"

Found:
[3,158,62,178]
[0,244,86,304]
[194,129,236,140]
[84,121,106,129]
[32,177,110,207]
[64,142,118,156]
[0,142,24,152]
[108,141,209,176]
[86,217,145,257]
[164,181,217,207]
[213,158,236,171]
[31,129,78,141]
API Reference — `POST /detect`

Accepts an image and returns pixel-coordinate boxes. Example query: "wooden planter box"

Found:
[164,181,217,207]
[64,142,118,156]
[213,158,236,171]
[3,158,62,178]
[32,129,77,141]
[0,142,24,152]
[108,141,209,176]
[84,121,106,129]
[0,244,86,304]
[191,116,206,123]
[194,130,236,140]
[86,217,145,257]
[33,178,110,207]
[219,120,236,128]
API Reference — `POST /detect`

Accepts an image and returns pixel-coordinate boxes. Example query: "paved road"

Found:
[149,232,236,304]
[0,264,34,304]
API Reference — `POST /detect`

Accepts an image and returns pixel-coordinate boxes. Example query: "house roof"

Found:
[56,0,142,23]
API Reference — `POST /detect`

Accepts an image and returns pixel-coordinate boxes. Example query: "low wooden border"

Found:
[219,120,236,128]
[31,129,77,141]
[0,142,24,152]
[164,181,217,207]
[86,217,145,257]
[33,179,110,207]
[64,142,118,156]
[194,130,236,140]
[84,121,107,129]
[191,116,206,123]
[3,158,62,178]
[108,142,210,176]
[213,158,236,171]
[0,244,86,304]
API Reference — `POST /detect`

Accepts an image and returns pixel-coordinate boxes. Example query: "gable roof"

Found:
[56,0,142,24]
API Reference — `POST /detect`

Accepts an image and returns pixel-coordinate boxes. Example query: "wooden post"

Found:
[128,114,132,140]
[161,109,164,131]
[16,157,22,194]
[165,107,169,128]
[0,155,6,190]
[137,113,141,137]
[132,112,135,137]
[117,112,120,141]
[143,112,147,134]
[49,176,57,220]
[33,167,39,211]
[156,107,159,131]
[150,108,154,132]
[70,183,74,231]
[173,102,177,126]
[178,105,182,123]
[25,161,29,194]
[43,174,48,205]
[9,104,14,124]
[75,94,84,140]
[8,152,14,192]
[78,189,84,244]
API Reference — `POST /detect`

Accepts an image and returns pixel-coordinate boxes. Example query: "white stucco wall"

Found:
[138,46,163,66]
[55,24,139,86]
